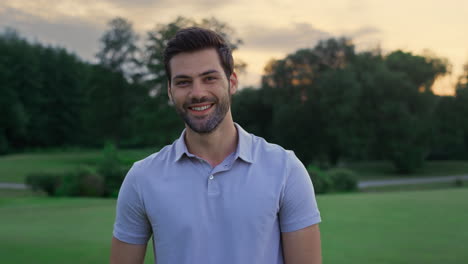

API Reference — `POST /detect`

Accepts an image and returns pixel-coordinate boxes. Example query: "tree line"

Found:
[1,17,468,173]
[234,39,468,172]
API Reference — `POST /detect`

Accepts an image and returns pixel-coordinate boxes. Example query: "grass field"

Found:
[0,148,155,183]
[1,188,467,263]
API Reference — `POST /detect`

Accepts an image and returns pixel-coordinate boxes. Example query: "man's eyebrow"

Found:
[172,70,220,81]
[199,70,220,76]
[173,74,191,80]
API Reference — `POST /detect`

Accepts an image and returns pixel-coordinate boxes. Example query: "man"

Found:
[110,27,322,264]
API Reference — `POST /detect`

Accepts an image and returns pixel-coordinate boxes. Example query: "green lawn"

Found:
[1,188,467,263]
[318,188,468,263]
[0,196,155,263]
[345,160,468,180]
[0,148,155,183]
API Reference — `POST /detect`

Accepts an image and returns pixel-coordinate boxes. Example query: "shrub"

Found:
[307,165,332,194]
[454,178,464,187]
[389,146,425,174]
[26,167,105,197]
[55,167,105,197]
[326,168,358,192]
[98,143,130,197]
[25,172,61,196]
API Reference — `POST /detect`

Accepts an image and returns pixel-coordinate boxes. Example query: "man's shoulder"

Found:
[249,133,297,163]
[131,142,177,173]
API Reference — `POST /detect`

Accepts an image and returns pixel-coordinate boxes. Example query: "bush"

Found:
[25,172,61,196]
[326,168,358,192]
[390,147,425,174]
[55,167,105,197]
[98,143,130,197]
[307,165,332,194]
[26,168,105,197]
[24,144,131,198]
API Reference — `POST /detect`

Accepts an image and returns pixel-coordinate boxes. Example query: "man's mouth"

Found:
[188,103,214,112]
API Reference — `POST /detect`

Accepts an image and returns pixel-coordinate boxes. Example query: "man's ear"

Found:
[167,81,173,102]
[229,72,238,95]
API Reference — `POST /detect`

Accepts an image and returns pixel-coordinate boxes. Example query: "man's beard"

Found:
[174,92,231,134]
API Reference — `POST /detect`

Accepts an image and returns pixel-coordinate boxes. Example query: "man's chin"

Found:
[185,118,222,134]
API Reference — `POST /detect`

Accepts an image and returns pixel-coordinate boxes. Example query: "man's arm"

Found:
[282,224,322,264]
[110,236,148,264]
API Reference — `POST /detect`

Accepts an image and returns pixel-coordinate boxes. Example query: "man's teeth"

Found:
[192,105,211,111]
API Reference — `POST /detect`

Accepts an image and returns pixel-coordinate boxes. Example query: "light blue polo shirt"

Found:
[113,124,321,264]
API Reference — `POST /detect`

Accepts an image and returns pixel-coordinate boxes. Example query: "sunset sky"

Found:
[1,0,467,95]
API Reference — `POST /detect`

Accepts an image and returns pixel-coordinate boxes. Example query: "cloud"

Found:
[344,26,381,39]
[241,23,332,53]
[111,0,234,9]
[340,26,383,52]
[0,7,103,62]
[2,0,118,23]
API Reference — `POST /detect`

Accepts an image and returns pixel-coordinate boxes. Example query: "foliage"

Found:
[96,17,140,80]
[25,172,61,196]
[325,168,358,192]
[307,165,358,193]
[429,96,465,159]
[258,41,450,172]
[454,64,468,158]
[97,143,129,197]
[307,165,332,194]
[0,29,89,150]
[25,168,105,197]
[23,144,130,198]
[232,87,273,139]
[55,167,105,197]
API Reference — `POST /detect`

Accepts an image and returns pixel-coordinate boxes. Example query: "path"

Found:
[0,183,28,190]
[358,175,468,188]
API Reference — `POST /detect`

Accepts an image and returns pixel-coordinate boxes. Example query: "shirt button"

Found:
[209,175,214,180]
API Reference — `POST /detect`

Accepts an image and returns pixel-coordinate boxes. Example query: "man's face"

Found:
[168,48,237,134]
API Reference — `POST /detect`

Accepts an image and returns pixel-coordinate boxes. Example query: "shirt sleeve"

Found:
[279,152,322,232]
[113,164,152,244]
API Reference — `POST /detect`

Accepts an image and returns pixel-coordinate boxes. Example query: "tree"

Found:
[232,87,273,140]
[308,67,361,165]
[454,63,468,158]
[96,17,140,81]
[385,50,449,93]
[262,38,355,104]
[259,38,358,165]
[431,96,465,159]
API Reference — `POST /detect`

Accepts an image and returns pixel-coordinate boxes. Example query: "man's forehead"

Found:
[169,48,223,77]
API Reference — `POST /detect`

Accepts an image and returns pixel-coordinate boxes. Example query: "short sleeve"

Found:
[279,152,321,232]
[113,165,152,244]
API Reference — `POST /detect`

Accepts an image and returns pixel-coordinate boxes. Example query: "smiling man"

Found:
[110,27,322,264]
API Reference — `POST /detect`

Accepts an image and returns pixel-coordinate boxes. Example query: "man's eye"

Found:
[205,76,217,81]
[176,80,190,86]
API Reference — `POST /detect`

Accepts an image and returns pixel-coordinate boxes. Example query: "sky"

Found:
[1,0,467,95]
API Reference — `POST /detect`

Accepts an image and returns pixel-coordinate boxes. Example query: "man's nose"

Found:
[190,80,205,98]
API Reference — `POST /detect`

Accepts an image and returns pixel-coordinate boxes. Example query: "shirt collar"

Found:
[173,123,253,164]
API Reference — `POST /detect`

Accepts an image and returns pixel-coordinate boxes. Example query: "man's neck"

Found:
[184,115,238,168]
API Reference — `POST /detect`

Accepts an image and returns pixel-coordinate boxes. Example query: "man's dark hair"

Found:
[163,27,234,84]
